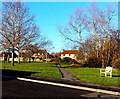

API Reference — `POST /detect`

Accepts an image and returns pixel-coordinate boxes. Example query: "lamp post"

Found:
[45,51,47,63]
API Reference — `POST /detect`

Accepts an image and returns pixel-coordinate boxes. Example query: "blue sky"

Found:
[24,2,117,53]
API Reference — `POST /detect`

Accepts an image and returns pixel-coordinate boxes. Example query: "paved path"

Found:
[56,64,79,81]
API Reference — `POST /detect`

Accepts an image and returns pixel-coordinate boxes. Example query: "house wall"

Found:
[9,58,24,62]
[61,54,76,60]
[8,57,51,62]
[9,58,43,62]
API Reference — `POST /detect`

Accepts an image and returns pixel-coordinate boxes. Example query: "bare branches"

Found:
[58,8,88,50]
[0,2,41,65]
[58,2,118,68]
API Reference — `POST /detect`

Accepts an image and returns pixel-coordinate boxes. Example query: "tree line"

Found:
[58,3,120,68]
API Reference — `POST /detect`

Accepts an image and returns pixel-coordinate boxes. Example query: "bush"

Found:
[50,57,62,62]
[112,58,120,69]
[83,57,102,68]
[62,57,75,63]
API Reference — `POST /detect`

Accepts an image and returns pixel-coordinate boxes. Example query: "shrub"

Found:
[50,57,62,62]
[83,57,102,68]
[62,57,75,63]
[112,58,120,69]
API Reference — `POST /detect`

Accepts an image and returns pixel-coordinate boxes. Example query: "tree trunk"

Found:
[11,49,15,66]
[18,52,20,64]
[7,54,9,62]
[101,43,105,68]
[102,56,105,68]
[28,57,31,63]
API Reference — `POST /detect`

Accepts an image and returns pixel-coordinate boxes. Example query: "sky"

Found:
[24,2,91,53]
[0,1,118,53]
[1,0,120,2]
[23,2,118,53]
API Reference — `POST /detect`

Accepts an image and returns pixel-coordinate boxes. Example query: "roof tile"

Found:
[60,50,79,54]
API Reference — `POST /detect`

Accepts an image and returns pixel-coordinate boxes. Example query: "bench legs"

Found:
[100,72,112,77]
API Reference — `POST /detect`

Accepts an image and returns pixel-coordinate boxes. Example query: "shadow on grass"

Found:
[63,66,81,69]
[112,75,120,77]
[2,69,37,78]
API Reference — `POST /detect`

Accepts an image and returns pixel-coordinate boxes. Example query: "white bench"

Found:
[100,66,113,77]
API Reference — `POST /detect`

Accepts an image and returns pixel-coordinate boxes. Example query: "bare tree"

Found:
[23,44,38,62]
[0,2,46,66]
[58,3,117,68]
[88,3,116,68]
[58,8,89,50]
[0,2,18,66]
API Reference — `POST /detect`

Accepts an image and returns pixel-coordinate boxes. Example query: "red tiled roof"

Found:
[35,49,47,53]
[60,50,79,54]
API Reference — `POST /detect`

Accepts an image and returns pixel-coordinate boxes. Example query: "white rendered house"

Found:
[59,50,79,60]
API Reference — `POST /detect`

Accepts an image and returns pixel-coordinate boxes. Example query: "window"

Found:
[69,54,71,56]
[38,53,43,55]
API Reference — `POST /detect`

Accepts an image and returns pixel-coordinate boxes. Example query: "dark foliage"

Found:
[112,58,120,69]
[61,57,81,67]
[62,57,76,63]
[50,57,62,62]
[83,57,102,68]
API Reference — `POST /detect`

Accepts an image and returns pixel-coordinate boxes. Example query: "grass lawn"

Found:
[61,63,120,87]
[1,62,62,79]
[1,61,120,86]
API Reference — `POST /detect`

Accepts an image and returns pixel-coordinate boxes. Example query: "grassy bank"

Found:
[63,66,120,86]
[1,62,62,79]
[1,62,120,86]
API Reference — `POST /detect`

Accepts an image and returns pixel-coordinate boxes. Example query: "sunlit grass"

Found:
[1,61,120,86]
[1,62,62,78]
[64,67,120,86]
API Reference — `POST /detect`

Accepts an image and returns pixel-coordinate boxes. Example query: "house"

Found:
[32,49,47,60]
[1,52,18,61]
[31,49,53,62]
[59,50,79,60]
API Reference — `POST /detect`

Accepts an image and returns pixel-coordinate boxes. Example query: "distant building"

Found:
[59,50,79,60]
[32,49,53,62]
[32,49,47,56]
[1,52,17,61]
[32,49,47,60]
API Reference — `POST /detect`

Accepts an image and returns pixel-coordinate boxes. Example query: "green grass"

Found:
[1,62,62,79]
[1,61,120,86]
[64,66,120,87]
